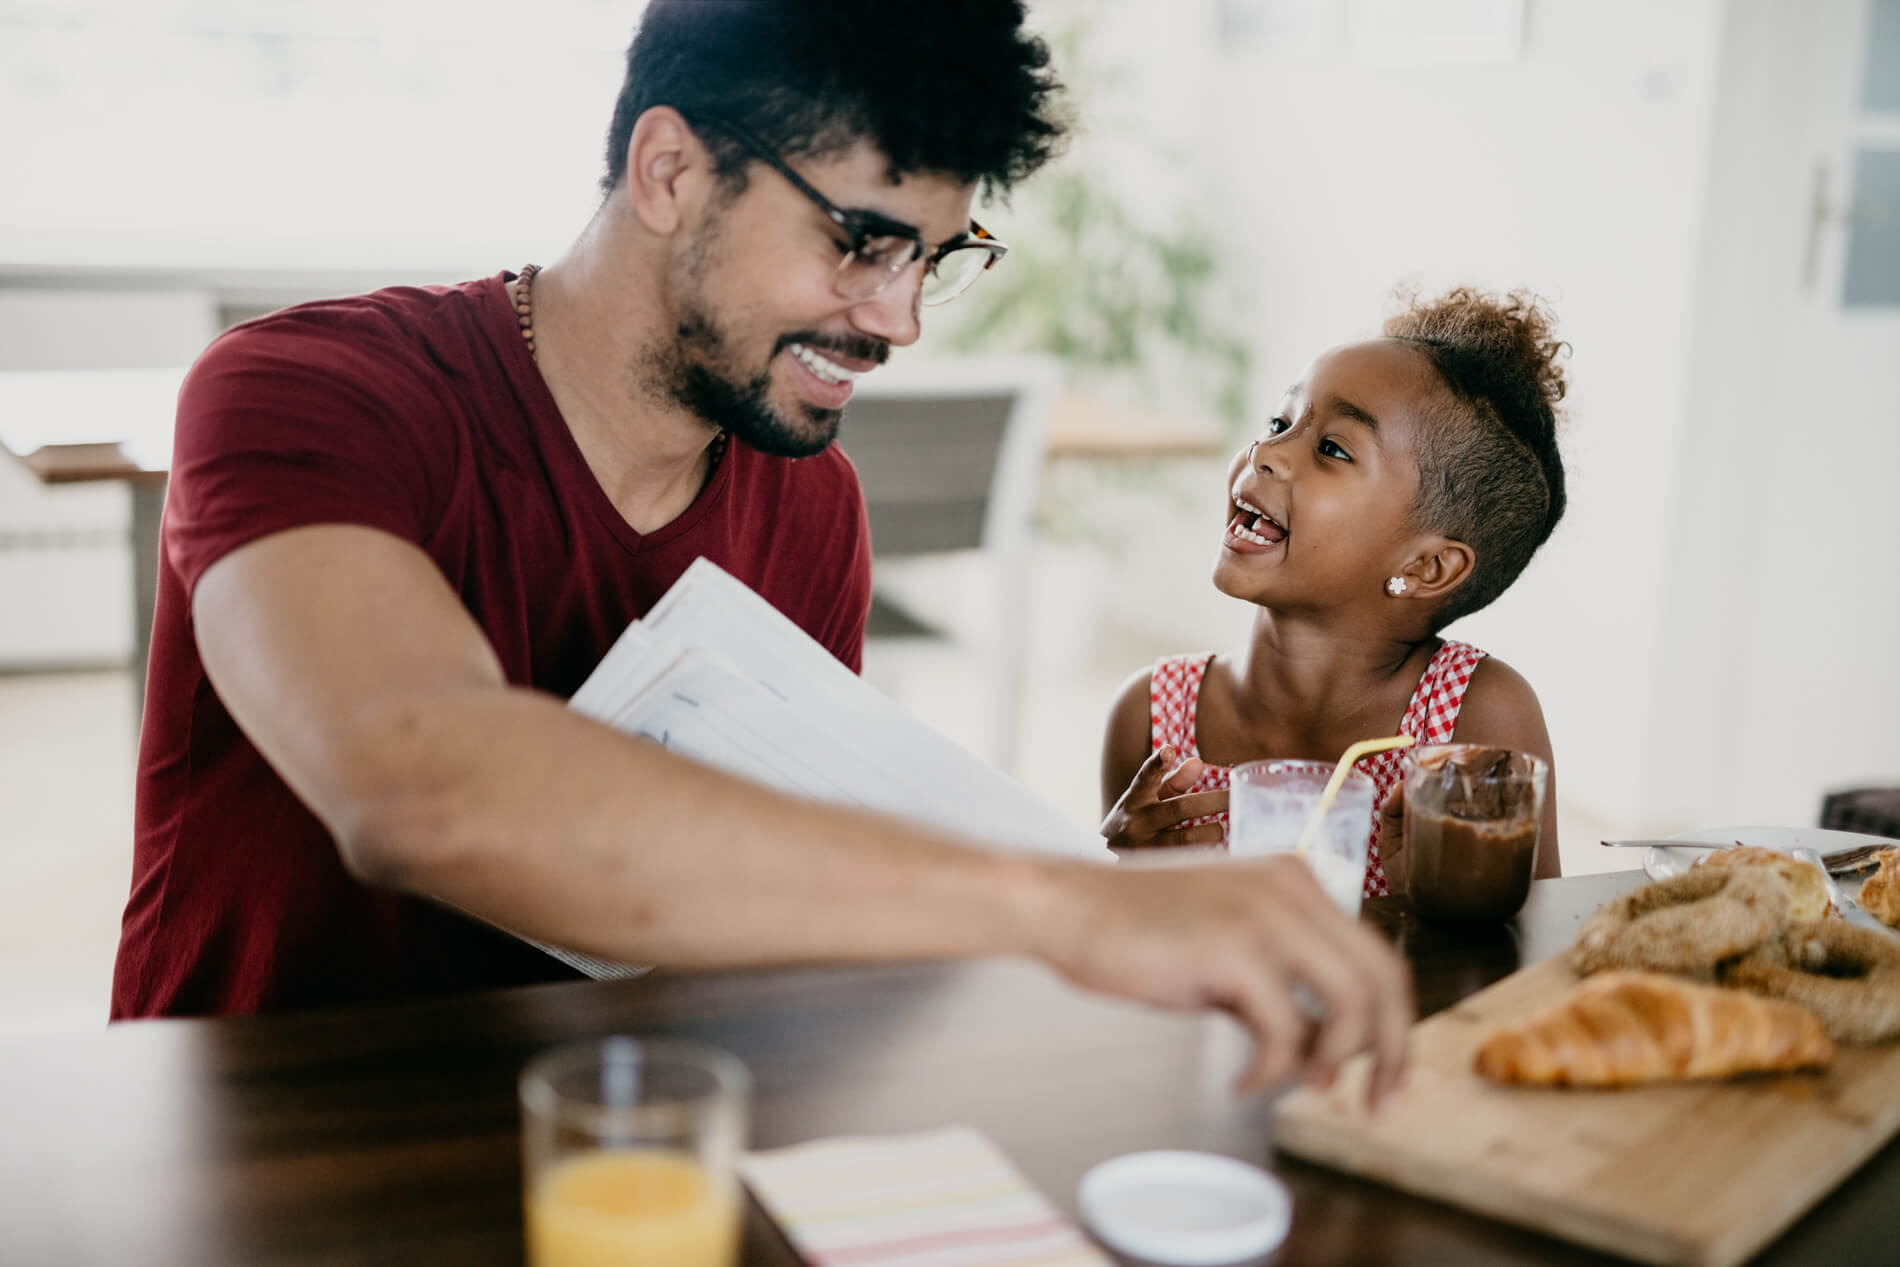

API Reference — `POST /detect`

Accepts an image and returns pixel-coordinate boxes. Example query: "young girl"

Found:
[1099,287,1566,895]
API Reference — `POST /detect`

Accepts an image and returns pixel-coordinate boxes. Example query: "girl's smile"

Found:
[1223,490,1287,554]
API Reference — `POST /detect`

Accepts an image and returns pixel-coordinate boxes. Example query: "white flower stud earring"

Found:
[1386,576,1408,597]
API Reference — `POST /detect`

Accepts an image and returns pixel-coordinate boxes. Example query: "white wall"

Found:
[1645,0,1900,827]
[3,1,1890,833]
[0,3,629,275]
[0,292,217,666]
[1165,1,1721,832]
[1079,0,1897,838]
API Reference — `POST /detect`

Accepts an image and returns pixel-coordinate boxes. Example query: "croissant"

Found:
[1474,971,1835,1087]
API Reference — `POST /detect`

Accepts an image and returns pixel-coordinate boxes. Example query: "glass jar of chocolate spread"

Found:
[1400,744,1548,922]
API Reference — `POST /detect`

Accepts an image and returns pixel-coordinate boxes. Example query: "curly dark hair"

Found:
[1384,286,1569,626]
[601,0,1068,200]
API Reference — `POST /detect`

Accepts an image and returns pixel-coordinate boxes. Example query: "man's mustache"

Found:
[773,331,889,365]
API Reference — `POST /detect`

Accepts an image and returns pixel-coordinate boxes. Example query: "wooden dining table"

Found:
[6,870,1897,1266]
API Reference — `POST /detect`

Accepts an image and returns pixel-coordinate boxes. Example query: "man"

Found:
[113,0,1412,1102]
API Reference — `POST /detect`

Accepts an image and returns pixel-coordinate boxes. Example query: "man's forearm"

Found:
[331,684,1078,969]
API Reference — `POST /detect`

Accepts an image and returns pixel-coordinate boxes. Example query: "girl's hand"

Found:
[1375,786,1409,894]
[1100,744,1229,854]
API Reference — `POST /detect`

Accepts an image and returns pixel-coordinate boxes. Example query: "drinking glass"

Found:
[520,1036,751,1267]
[1401,744,1548,922]
[1228,759,1377,916]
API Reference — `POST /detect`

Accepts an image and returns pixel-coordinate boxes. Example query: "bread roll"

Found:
[1695,845,1833,922]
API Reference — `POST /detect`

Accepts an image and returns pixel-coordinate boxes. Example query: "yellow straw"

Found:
[1295,734,1416,854]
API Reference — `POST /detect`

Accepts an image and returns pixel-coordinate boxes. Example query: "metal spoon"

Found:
[1600,838,1890,875]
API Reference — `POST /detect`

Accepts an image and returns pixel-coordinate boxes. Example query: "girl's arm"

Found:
[1449,657,1563,879]
[1101,669,1156,815]
[1099,669,1228,851]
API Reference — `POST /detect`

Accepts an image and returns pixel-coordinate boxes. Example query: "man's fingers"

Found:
[1290,911,1415,1107]
[1357,924,1416,1105]
[1238,856,1414,1106]
[1276,925,1379,1090]
[1226,960,1309,1095]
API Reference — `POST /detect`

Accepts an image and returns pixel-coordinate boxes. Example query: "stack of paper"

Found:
[741,1126,1111,1267]
[536,558,1104,979]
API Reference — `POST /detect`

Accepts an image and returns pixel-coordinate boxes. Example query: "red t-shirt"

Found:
[112,273,873,1019]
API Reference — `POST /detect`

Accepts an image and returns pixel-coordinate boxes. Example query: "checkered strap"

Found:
[1148,653,1229,830]
[1356,639,1488,896]
[1143,642,1488,899]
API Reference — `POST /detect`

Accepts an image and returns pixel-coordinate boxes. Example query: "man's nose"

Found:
[848,262,924,348]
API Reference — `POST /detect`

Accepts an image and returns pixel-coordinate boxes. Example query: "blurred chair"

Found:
[1820,787,1900,839]
[843,358,1060,774]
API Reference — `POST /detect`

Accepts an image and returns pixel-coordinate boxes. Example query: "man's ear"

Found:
[1393,537,1475,602]
[616,106,716,236]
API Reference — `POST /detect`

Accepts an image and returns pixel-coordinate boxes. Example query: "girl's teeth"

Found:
[1231,521,1273,546]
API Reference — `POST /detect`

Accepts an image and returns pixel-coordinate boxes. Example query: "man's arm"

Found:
[195,524,1415,1098]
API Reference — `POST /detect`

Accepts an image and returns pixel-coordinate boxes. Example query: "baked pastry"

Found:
[1694,845,1833,922]
[1722,919,1900,1043]
[1474,971,1835,1086]
[1568,868,1790,978]
[1854,848,1900,928]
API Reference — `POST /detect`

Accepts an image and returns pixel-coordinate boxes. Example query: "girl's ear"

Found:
[1394,537,1475,601]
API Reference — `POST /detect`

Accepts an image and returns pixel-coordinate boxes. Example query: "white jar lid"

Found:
[1078,1150,1292,1266]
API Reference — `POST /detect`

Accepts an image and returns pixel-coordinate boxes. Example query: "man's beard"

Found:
[667,307,844,459]
[655,224,890,459]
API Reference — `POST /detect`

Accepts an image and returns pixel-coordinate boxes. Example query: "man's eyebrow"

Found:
[843,206,974,254]
[841,204,924,239]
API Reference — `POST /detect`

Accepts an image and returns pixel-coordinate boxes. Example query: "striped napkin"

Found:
[740,1125,1110,1267]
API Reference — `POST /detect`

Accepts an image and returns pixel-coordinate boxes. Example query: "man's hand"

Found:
[1031,853,1415,1106]
[1100,745,1230,853]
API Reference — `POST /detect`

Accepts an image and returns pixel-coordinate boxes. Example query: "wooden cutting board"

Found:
[1273,956,1900,1266]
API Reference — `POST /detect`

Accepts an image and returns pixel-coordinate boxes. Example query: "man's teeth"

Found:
[789,343,863,386]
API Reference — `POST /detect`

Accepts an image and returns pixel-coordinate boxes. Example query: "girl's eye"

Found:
[1263,417,1291,437]
[1319,438,1351,461]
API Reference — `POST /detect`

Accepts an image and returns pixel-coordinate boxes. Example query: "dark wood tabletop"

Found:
[6,870,1897,1266]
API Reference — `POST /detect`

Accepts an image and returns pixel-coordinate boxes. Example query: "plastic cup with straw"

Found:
[1230,735,1414,919]
[1294,735,1416,855]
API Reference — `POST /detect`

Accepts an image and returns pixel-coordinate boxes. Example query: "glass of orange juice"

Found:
[519,1036,751,1267]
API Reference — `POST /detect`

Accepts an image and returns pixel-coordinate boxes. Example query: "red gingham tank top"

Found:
[1147,641,1487,898]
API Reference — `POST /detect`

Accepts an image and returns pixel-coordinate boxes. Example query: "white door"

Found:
[1646,0,1900,828]
[1733,0,1900,820]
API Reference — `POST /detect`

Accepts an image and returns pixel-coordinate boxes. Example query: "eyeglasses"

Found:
[693,115,1007,308]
